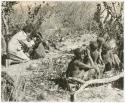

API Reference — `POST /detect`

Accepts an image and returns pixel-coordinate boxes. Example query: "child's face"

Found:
[80,51,85,59]
[81,54,85,60]
[33,37,37,41]
[27,32,31,36]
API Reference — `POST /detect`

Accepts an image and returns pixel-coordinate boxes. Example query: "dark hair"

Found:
[97,37,105,44]
[73,48,82,57]
[22,24,34,33]
[102,43,111,51]
[97,4,100,6]
[30,32,43,40]
[36,32,43,39]
[89,41,98,50]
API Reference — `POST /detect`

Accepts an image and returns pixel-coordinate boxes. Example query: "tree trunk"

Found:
[2,12,10,67]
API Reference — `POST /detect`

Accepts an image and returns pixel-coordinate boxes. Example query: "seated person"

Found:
[28,32,48,59]
[96,37,105,64]
[8,24,35,64]
[103,32,110,42]
[89,40,99,64]
[89,38,106,78]
[89,37,105,65]
[101,43,121,73]
[66,48,97,81]
[97,37,105,51]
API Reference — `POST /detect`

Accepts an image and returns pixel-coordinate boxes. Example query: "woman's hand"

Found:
[86,48,91,57]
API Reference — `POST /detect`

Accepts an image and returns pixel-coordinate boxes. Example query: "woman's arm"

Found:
[86,49,94,65]
[74,60,93,70]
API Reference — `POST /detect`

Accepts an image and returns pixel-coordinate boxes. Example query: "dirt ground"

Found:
[1,34,124,102]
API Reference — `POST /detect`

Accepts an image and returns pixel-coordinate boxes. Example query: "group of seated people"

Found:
[66,36,121,82]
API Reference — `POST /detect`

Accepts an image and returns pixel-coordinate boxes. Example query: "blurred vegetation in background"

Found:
[2,1,100,41]
[2,1,123,40]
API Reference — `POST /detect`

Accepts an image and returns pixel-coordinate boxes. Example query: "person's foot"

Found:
[22,59,29,63]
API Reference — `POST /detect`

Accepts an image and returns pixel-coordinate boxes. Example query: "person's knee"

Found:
[90,69,96,75]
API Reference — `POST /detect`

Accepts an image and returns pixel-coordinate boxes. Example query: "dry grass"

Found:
[1,34,123,102]
[75,85,123,102]
[1,1,123,102]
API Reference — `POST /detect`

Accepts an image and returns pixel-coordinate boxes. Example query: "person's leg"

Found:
[16,50,30,61]
[89,69,97,79]
[8,51,29,65]
[8,53,24,61]
[95,65,101,78]
[77,70,85,79]
[6,52,23,66]
[83,71,89,81]
[83,69,96,81]
[98,64,105,78]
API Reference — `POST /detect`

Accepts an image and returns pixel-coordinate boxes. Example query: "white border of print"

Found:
[0,0,124,103]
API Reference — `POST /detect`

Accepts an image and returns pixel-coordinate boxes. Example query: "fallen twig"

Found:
[68,77,85,84]
[74,72,124,101]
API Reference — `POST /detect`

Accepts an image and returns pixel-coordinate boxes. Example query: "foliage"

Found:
[1,1,124,102]
[2,2,98,41]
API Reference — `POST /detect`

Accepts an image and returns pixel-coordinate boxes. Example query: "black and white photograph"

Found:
[1,0,124,102]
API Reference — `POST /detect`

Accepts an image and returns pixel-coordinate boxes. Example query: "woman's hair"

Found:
[73,48,81,57]
[97,37,105,47]
[22,24,34,33]
[89,41,98,51]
